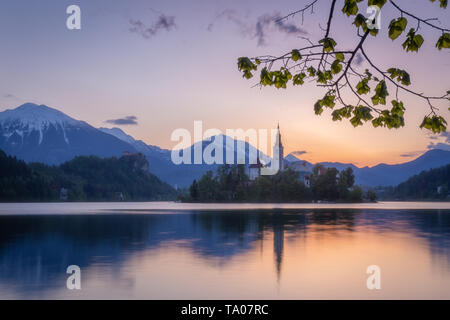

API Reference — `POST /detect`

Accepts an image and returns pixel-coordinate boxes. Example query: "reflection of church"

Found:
[248,124,311,187]
[273,218,284,282]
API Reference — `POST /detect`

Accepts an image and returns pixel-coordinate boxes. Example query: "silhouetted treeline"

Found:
[0,150,176,202]
[181,164,370,203]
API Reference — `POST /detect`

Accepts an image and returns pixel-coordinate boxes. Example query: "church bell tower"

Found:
[273,123,284,171]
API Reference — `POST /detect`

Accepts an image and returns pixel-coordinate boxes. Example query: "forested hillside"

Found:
[393,164,450,200]
[0,150,176,202]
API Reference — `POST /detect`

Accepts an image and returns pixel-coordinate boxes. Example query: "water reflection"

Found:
[0,209,449,299]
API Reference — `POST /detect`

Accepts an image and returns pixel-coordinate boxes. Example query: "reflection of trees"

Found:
[0,209,449,295]
[307,210,357,230]
[398,210,450,266]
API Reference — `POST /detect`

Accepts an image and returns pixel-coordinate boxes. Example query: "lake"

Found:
[0,202,450,299]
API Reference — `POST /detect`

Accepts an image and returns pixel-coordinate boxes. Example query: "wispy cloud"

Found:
[207,9,253,35]
[3,93,20,100]
[400,151,423,158]
[105,116,138,126]
[292,150,307,156]
[427,131,450,151]
[428,142,450,151]
[208,10,307,46]
[130,14,176,39]
[256,12,308,46]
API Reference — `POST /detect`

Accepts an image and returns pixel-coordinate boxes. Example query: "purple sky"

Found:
[0,0,448,166]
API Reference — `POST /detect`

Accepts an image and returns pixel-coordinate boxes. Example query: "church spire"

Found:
[273,122,284,171]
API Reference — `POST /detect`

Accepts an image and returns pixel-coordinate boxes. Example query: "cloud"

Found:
[256,12,308,46]
[207,9,253,35]
[355,53,364,66]
[426,131,450,151]
[129,14,176,39]
[292,150,307,156]
[3,94,20,100]
[400,151,423,158]
[427,142,450,151]
[208,10,307,46]
[105,116,138,126]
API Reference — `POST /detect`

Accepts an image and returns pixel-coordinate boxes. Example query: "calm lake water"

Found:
[0,202,450,299]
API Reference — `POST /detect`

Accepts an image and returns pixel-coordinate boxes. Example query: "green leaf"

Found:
[356,78,370,95]
[353,14,366,28]
[371,80,389,105]
[316,71,327,84]
[436,33,450,50]
[314,101,324,115]
[320,93,336,108]
[319,37,337,53]
[402,29,424,52]
[420,115,447,133]
[335,52,345,62]
[391,100,405,117]
[350,106,373,127]
[369,0,387,8]
[387,68,411,86]
[260,67,273,86]
[388,17,408,40]
[293,72,306,85]
[430,0,448,9]
[291,49,302,61]
[342,0,359,16]
[332,106,354,121]
[331,60,343,75]
[237,57,257,79]
[272,68,292,89]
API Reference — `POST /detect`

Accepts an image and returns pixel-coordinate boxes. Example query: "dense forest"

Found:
[380,164,450,200]
[0,149,176,202]
[181,164,376,203]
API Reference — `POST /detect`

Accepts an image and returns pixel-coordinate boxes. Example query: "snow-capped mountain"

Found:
[1,103,449,188]
[99,128,271,187]
[0,103,82,145]
[0,103,136,164]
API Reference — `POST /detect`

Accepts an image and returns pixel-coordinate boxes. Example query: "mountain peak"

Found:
[0,103,85,145]
[0,103,81,126]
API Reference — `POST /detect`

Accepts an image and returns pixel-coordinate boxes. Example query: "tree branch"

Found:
[389,0,450,32]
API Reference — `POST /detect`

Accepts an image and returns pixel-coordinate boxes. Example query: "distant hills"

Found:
[1,103,449,188]
[286,149,450,187]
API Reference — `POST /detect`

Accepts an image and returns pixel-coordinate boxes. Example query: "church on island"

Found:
[248,124,311,187]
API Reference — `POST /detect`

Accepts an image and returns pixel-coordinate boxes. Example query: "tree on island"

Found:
[238,0,449,133]
[182,164,367,203]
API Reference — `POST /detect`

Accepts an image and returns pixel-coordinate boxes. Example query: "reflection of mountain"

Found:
[0,210,449,295]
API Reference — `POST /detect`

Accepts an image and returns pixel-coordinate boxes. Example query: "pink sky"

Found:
[0,0,448,166]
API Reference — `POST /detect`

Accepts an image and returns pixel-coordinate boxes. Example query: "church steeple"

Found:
[273,123,284,171]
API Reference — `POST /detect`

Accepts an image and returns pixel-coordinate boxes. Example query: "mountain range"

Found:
[1,103,449,188]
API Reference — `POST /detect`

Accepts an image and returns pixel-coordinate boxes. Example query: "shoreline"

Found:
[1,201,450,215]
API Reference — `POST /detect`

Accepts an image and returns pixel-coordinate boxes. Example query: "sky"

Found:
[0,0,448,167]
